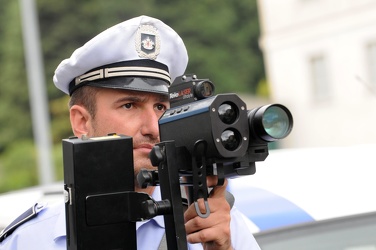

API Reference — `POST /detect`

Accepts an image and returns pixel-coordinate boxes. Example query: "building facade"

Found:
[257,0,376,148]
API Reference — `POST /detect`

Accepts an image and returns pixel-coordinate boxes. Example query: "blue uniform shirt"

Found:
[0,187,260,250]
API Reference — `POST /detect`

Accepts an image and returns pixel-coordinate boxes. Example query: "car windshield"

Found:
[254,211,376,250]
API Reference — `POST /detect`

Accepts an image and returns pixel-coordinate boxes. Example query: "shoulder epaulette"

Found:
[0,203,43,243]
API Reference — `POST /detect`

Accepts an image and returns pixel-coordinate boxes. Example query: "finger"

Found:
[185,213,232,248]
[206,175,218,187]
[208,178,228,198]
[185,209,211,235]
[184,198,210,223]
[185,204,230,236]
[184,194,231,226]
[186,227,231,247]
[186,227,218,244]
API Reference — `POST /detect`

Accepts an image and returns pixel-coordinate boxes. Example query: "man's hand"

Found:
[184,177,233,250]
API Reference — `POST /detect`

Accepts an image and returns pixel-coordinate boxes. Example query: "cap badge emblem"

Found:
[135,24,160,60]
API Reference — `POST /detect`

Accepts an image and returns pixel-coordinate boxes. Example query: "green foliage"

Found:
[37,0,265,97]
[0,0,266,192]
[146,0,265,93]
[52,142,64,181]
[0,140,38,192]
[49,95,72,143]
[38,0,161,99]
[0,140,65,193]
[0,0,31,152]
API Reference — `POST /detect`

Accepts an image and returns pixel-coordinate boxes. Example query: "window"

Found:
[367,42,376,89]
[310,55,330,100]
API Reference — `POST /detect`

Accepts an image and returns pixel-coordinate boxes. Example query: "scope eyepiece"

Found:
[169,75,215,108]
[194,80,215,99]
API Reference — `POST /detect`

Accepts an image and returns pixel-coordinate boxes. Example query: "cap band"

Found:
[68,59,171,95]
[75,66,170,86]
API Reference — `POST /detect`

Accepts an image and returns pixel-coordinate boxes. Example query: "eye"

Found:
[122,103,133,109]
[155,104,167,111]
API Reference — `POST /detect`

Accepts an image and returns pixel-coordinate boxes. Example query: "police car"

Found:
[0,182,64,231]
[228,144,376,249]
[1,144,376,249]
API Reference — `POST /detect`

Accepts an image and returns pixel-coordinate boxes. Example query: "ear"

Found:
[70,105,92,137]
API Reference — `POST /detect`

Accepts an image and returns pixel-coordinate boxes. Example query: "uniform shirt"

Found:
[0,187,260,250]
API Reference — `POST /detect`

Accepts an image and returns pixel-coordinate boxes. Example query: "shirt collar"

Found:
[136,186,165,229]
[53,203,66,241]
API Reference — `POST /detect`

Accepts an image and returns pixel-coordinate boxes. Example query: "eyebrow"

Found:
[113,94,169,105]
[158,95,169,103]
[114,96,142,104]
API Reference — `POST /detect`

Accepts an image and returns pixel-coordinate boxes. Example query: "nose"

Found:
[140,108,160,140]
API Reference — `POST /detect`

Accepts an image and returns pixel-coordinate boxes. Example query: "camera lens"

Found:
[218,102,238,124]
[262,106,291,139]
[195,80,215,98]
[220,129,241,151]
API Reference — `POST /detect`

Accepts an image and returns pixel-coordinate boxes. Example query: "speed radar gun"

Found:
[63,74,293,250]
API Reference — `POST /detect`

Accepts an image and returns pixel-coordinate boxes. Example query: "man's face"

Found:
[86,88,169,174]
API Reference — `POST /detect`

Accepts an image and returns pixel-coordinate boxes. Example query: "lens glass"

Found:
[262,106,290,139]
[221,129,241,151]
[197,81,214,98]
[218,102,238,124]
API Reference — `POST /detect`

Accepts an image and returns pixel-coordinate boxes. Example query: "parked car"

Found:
[0,182,64,231]
[228,144,376,249]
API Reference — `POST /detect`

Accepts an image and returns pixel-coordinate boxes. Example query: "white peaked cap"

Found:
[53,15,188,95]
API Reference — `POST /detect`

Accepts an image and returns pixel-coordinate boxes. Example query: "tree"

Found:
[145,0,265,93]
[0,0,31,152]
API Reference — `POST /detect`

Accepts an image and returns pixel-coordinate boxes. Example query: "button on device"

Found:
[167,105,190,117]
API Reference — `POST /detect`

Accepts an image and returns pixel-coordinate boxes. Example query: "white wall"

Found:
[257,0,376,148]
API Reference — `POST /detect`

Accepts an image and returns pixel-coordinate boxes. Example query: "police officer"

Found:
[0,16,260,250]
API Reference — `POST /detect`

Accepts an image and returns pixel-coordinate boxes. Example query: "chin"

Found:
[133,157,155,172]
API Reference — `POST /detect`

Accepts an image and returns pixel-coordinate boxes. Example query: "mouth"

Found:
[134,143,154,154]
